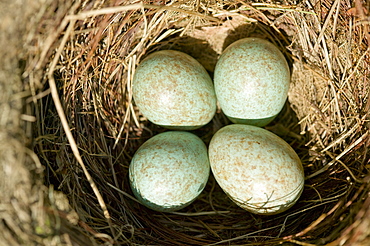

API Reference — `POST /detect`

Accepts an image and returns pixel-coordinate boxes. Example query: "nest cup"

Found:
[2,0,369,245]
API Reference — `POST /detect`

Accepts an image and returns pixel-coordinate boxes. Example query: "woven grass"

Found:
[1,0,369,245]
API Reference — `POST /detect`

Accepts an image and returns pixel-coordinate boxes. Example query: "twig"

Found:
[46,17,115,242]
[66,3,219,22]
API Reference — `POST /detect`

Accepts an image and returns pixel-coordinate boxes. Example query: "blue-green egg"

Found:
[129,131,210,212]
[214,38,290,127]
[133,50,216,130]
[209,124,304,215]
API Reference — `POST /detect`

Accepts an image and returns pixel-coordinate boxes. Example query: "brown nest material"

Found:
[1,0,370,245]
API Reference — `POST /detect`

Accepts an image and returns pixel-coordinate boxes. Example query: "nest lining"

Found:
[13,0,370,245]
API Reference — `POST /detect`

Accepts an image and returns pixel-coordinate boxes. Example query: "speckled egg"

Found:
[214,38,290,127]
[208,124,304,215]
[129,131,210,212]
[132,50,216,130]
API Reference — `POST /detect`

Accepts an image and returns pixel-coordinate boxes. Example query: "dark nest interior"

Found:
[1,0,370,245]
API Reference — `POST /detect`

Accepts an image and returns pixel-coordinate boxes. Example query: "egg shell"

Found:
[214,38,290,127]
[132,50,216,130]
[129,131,210,212]
[208,124,304,215]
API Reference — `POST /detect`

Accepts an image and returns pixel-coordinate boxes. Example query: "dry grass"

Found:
[2,0,368,245]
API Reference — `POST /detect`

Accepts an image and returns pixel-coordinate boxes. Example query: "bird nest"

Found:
[2,0,369,245]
